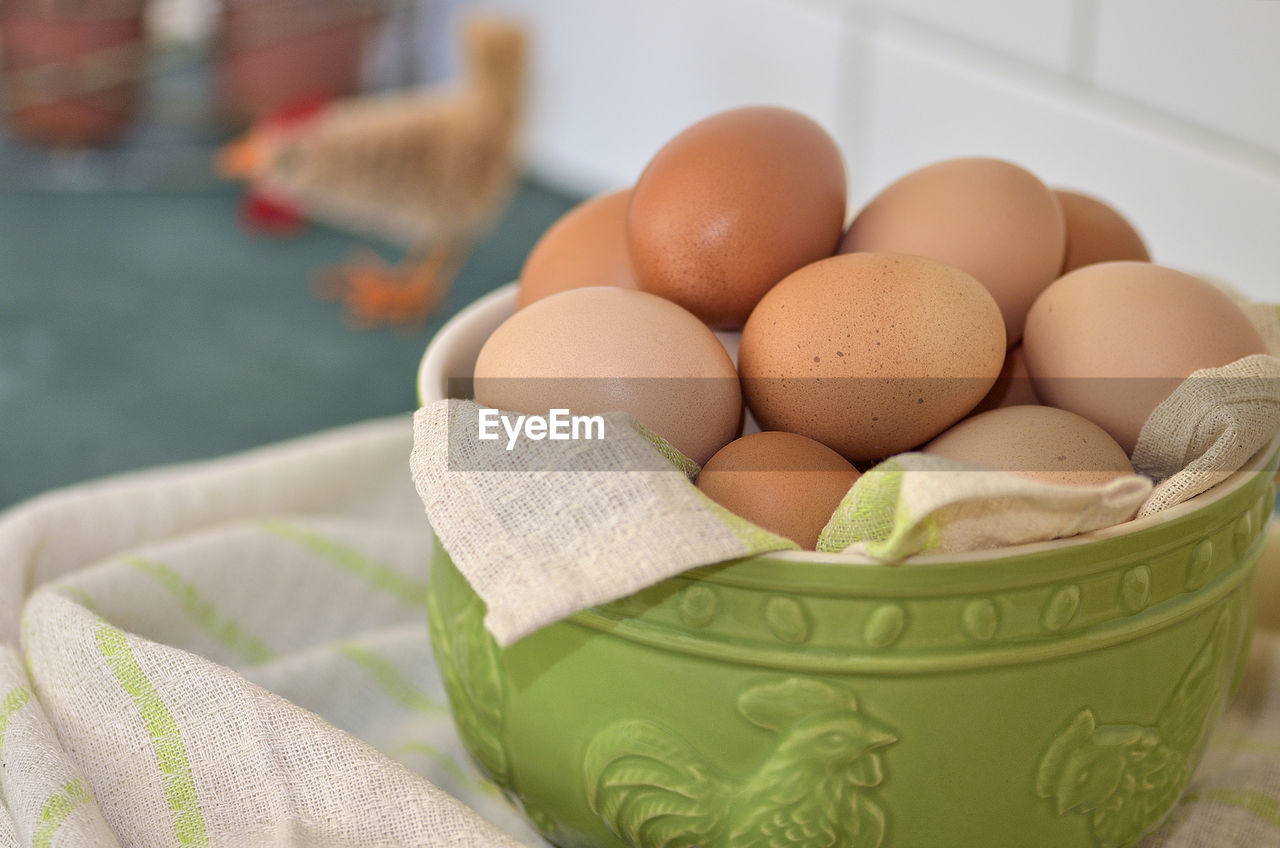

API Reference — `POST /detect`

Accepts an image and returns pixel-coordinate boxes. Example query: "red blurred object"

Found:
[214,0,386,126]
[260,94,331,130]
[0,0,146,147]
[241,190,305,235]
[229,96,330,234]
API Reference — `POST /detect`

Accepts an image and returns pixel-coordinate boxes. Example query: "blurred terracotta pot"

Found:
[0,0,146,147]
[214,0,385,126]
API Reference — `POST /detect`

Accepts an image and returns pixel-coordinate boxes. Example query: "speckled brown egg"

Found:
[1022,261,1268,454]
[696,431,861,549]
[516,188,638,309]
[628,106,847,328]
[973,344,1040,414]
[1055,189,1150,274]
[474,287,741,465]
[840,157,1066,346]
[738,252,1006,462]
[923,404,1136,487]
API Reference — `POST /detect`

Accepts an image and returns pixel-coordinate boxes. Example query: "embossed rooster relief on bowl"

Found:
[1036,609,1233,848]
[585,679,897,848]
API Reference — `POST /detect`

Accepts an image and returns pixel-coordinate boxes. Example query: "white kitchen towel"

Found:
[2,415,1279,848]
[0,418,538,848]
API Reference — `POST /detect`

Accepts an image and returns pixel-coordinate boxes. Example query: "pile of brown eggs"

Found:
[474,106,1269,549]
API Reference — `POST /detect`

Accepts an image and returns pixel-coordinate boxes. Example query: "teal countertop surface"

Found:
[0,179,578,510]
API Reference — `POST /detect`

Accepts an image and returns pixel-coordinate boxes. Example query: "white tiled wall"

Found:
[867,0,1078,73]
[419,0,1279,302]
[1091,0,1280,159]
[461,0,849,196]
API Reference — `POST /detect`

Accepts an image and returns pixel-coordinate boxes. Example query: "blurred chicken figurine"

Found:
[218,15,527,327]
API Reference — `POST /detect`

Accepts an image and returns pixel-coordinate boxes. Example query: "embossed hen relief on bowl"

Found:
[419,283,1280,848]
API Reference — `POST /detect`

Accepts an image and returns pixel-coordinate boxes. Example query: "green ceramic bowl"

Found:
[419,284,1279,848]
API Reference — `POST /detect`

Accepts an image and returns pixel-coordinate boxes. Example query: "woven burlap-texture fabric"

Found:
[1134,354,1280,517]
[818,452,1153,561]
[408,400,793,646]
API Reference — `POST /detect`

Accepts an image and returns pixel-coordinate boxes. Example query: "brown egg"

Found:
[628,106,847,328]
[696,431,861,549]
[840,157,1066,346]
[973,344,1040,414]
[1055,189,1150,274]
[739,253,1006,462]
[1022,262,1268,454]
[923,405,1136,487]
[473,287,741,465]
[516,188,639,309]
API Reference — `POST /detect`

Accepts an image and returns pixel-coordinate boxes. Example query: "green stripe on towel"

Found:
[97,624,209,847]
[0,686,31,750]
[338,643,449,716]
[127,558,275,665]
[32,777,92,848]
[259,521,431,607]
[55,586,100,617]
[391,740,500,797]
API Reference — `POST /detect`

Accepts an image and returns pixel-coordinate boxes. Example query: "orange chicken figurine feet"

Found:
[315,242,468,328]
